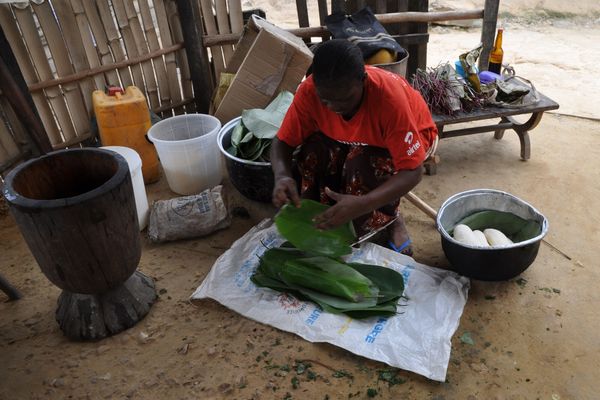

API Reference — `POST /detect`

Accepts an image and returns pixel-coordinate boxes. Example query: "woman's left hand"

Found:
[313,187,367,230]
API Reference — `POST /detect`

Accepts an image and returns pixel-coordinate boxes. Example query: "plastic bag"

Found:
[325,6,407,60]
[191,220,470,381]
[491,76,539,108]
[148,185,230,243]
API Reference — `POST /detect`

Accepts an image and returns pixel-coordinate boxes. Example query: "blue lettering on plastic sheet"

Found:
[365,317,388,343]
[305,307,322,326]
[400,263,415,284]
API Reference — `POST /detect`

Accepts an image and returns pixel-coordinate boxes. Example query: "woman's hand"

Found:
[272,176,301,208]
[313,187,366,230]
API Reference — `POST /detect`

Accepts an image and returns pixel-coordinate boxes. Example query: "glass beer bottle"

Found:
[488,28,504,74]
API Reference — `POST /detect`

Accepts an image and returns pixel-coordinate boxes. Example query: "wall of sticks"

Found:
[0,0,244,174]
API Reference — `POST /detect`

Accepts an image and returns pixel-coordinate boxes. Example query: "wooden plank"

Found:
[31,1,91,139]
[479,0,500,71]
[95,0,134,87]
[317,0,328,25]
[432,92,559,126]
[79,0,120,86]
[0,5,61,145]
[296,0,309,28]
[51,0,100,114]
[12,5,76,144]
[200,0,226,81]
[375,0,388,13]
[331,0,346,13]
[111,0,146,91]
[168,0,195,113]
[138,0,172,108]
[154,0,183,114]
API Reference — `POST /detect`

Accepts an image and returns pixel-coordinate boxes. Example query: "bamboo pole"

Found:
[0,92,28,150]
[51,0,100,114]
[80,0,120,86]
[95,0,134,87]
[111,0,146,91]
[228,0,243,35]
[0,54,53,154]
[154,0,182,115]
[122,0,160,109]
[168,0,194,113]
[214,0,233,63]
[27,44,183,92]
[68,0,107,90]
[32,1,90,140]
[405,191,438,221]
[203,9,486,46]
[199,0,225,81]
[138,0,171,108]
[12,5,76,144]
[0,5,61,145]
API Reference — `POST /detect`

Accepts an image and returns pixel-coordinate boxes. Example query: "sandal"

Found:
[388,239,414,257]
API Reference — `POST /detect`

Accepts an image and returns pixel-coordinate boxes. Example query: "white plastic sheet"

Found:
[191,220,470,381]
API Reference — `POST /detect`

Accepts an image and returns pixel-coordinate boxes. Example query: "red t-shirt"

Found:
[277,66,438,170]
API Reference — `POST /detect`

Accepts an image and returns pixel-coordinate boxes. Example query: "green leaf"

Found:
[281,256,378,302]
[240,131,254,144]
[347,263,404,304]
[452,210,542,243]
[231,120,245,146]
[275,199,356,258]
[226,145,238,157]
[242,91,294,139]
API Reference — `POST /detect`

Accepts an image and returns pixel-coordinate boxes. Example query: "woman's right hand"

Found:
[272,176,301,208]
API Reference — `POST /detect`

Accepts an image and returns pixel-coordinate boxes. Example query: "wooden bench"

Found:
[424,92,560,175]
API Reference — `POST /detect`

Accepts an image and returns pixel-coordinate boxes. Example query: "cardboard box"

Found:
[214,16,313,124]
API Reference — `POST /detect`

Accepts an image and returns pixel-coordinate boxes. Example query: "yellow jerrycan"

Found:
[93,86,160,184]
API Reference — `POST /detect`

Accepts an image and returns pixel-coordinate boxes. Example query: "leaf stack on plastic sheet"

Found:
[226,91,294,162]
[251,199,406,318]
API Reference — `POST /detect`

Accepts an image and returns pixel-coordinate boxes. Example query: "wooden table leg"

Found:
[501,112,544,160]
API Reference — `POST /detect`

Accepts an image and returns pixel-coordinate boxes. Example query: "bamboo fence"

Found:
[0,0,242,163]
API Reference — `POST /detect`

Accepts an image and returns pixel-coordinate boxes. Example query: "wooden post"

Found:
[408,0,429,79]
[0,25,52,155]
[479,0,500,71]
[175,0,213,113]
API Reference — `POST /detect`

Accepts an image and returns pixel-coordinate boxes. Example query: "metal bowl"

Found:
[217,117,274,203]
[436,189,548,281]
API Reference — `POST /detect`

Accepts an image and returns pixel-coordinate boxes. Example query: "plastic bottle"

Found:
[488,28,504,74]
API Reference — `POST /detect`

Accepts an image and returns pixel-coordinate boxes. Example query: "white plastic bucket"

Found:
[147,114,222,195]
[102,146,149,230]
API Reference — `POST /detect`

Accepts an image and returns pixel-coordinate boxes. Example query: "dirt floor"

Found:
[2,2,600,400]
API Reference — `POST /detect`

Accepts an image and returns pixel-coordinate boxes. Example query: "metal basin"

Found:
[436,189,548,281]
[217,116,274,203]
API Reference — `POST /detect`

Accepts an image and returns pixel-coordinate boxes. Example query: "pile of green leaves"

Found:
[227,91,293,162]
[251,200,406,318]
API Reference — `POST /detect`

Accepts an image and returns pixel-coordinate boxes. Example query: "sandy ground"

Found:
[2,1,600,399]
